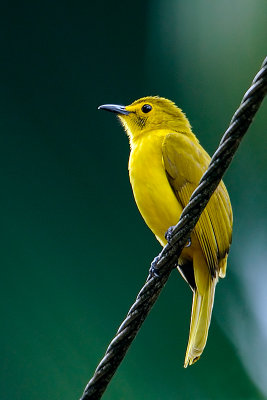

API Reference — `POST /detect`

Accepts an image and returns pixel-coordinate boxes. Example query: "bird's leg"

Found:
[149,255,161,278]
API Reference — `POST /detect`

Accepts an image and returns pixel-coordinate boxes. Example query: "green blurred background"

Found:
[0,1,266,399]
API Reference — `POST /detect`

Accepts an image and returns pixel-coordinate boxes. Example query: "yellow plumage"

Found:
[99,96,233,367]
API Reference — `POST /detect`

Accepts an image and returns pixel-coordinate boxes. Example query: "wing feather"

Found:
[162,132,232,277]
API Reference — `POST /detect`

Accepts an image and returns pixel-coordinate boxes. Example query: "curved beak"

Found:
[98,104,130,115]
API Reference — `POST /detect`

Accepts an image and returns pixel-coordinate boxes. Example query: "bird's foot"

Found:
[165,226,191,248]
[185,237,191,248]
[165,225,176,242]
[149,255,161,278]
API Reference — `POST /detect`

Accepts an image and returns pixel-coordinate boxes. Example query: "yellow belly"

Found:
[129,134,183,246]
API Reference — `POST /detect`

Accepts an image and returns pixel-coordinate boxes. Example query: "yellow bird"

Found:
[99,96,233,367]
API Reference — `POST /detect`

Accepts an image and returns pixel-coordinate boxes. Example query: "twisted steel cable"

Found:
[80,57,267,400]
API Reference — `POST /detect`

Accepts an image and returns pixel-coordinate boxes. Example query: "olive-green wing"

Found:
[162,132,232,277]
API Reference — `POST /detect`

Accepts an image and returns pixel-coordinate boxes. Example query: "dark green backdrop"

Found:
[1,1,266,399]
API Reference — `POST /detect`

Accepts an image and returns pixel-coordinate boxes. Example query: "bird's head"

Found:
[98,96,192,143]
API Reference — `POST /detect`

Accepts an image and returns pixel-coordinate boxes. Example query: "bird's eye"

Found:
[141,104,152,113]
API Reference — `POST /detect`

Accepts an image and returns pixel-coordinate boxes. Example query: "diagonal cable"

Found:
[80,56,267,400]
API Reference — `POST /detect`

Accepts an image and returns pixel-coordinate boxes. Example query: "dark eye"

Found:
[141,104,152,113]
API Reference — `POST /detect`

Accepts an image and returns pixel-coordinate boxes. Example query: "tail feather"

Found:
[184,271,217,368]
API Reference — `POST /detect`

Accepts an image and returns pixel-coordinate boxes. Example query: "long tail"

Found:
[184,264,218,368]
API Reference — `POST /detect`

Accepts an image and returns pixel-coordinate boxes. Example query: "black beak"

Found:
[98,104,130,115]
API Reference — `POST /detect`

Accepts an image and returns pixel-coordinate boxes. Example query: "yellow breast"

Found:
[128,131,183,246]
